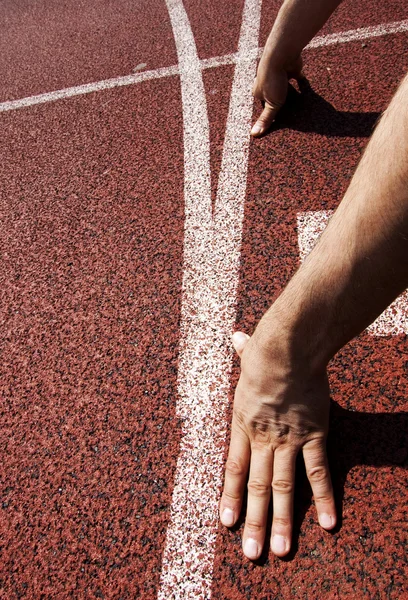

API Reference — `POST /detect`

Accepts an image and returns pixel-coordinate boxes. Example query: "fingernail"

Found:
[244,538,259,560]
[221,508,235,527]
[319,513,334,529]
[251,124,262,136]
[271,535,287,555]
[232,331,249,346]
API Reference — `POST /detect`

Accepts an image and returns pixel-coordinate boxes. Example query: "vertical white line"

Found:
[212,0,261,337]
[158,1,261,598]
[158,0,213,598]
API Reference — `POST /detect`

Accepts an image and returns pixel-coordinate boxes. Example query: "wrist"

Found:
[253,277,334,376]
[260,37,301,73]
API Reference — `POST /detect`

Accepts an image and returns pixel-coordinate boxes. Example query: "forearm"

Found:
[256,73,408,370]
[263,0,343,67]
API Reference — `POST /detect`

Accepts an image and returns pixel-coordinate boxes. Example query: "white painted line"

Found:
[158,0,262,598]
[200,46,259,70]
[306,19,408,48]
[297,210,334,260]
[0,65,180,113]
[297,210,408,335]
[158,0,212,597]
[1,19,407,113]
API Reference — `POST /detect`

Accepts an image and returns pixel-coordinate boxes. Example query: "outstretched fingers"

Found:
[223,328,335,561]
[242,445,274,559]
[303,438,336,530]
[270,445,298,556]
[220,417,250,529]
[220,332,251,529]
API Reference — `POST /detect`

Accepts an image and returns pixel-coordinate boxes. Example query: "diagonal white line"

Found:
[158,0,262,598]
[0,65,180,113]
[0,19,407,114]
[307,18,408,48]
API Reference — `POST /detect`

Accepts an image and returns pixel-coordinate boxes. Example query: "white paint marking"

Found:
[1,19,407,113]
[0,66,180,113]
[297,210,408,335]
[306,19,408,48]
[133,62,148,72]
[158,0,261,598]
[158,1,212,597]
[200,46,259,70]
[297,210,334,260]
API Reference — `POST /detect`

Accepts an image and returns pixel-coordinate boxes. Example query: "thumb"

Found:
[232,331,250,357]
[251,100,282,137]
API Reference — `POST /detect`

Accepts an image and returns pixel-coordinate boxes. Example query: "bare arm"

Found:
[252,0,343,136]
[220,72,408,560]
[259,72,408,363]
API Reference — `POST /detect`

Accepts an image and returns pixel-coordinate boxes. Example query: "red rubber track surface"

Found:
[1,81,185,598]
[0,0,407,598]
[0,0,178,101]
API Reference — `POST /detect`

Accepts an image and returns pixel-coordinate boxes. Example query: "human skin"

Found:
[220,71,408,560]
[251,0,343,136]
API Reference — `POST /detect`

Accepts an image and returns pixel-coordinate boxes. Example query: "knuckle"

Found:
[272,479,293,494]
[232,408,247,430]
[314,493,333,503]
[307,466,328,483]
[250,419,274,445]
[305,436,326,450]
[223,489,241,502]
[251,429,273,445]
[273,515,291,528]
[259,114,274,126]
[247,478,271,497]
[245,519,264,533]
[225,457,246,478]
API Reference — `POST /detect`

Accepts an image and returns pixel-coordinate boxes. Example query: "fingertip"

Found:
[251,108,278,137]
[232,331,250,354]
[271,534,290,557]
[243,538,261,560]
[251,122,263,137]
[220,507,235,528]
[318,512,336,530]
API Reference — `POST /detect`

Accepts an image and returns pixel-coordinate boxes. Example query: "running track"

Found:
[0,1,407,598]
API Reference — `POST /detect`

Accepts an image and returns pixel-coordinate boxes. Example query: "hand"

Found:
[251,55,304,137]
[219,330,336,560]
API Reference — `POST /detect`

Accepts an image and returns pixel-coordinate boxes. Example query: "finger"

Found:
[232,331,250,358]
[251,101,283,137]
[242,445,273,560]
[303,437,336,530]
[220,415,250,528]
[270,445,298,557]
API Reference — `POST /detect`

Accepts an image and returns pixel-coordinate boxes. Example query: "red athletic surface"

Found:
[1,1,407,599]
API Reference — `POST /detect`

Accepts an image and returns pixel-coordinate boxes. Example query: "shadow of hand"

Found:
[271,78,380,138]
[286,400,408,561]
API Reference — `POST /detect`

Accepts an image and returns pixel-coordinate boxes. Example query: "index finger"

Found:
[303,438,336,530]
[220,414,250,528]
[251,100,283,137]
